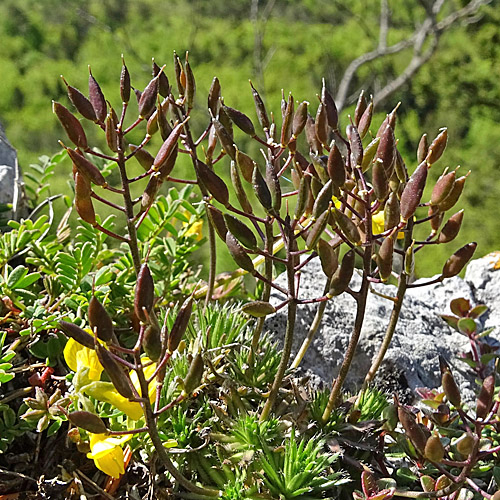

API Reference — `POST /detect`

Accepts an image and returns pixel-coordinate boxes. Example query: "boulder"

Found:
[267,255,500,404]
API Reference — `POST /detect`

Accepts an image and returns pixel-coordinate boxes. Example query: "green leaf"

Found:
[14,272,41,289]
[6,265,28,289]
[457,317,476,336]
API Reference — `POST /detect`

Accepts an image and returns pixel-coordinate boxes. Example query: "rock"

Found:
[266,257,499,404]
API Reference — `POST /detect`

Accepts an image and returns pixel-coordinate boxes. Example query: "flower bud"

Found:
[426,128,447,165]
[58,321,95,349]
[226,232,255,273]
[88,296,114,343]
[168,297,193,353]
[437,210,464,244]
[441,242,477,279]
[223,214,257,250]
[400,161,428,222]
[195,160,229,206]
[242,301,276,317]
[68,411,108,434]
[88,67,106,123]
[134,264,155,323]
[53,102,88,150]
[96,344,133,399]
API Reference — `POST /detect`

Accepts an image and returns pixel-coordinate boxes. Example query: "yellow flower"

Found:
[87,433,131,478]
[64,337,103,381]
[184,219,203,241]
[372,211,404,239]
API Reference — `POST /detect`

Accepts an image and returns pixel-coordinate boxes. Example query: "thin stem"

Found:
[205,206,217,308]
[85,148,118,163]
[90,191,126,212]
[93,223,129,243]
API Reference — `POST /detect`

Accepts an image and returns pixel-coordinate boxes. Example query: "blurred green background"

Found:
[0,0,499,276]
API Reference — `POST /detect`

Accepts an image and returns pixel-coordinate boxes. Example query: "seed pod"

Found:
[168,297,193,353]
[294,175,310,220]
[223,214,257,250]
[130,144,154,171]
[184,57,196,110]
[424,434,445,463]
[312,180,333,220]
[153,119,188,172]
[213,116,236,160]
[327,143,345,188]
[332,209,362,246]
[346,125,363,167]
[242,301,276,317]
[305,114,321,154]
[223,104,255,137]
[321,80,338,130]
[88,67,106,123]
[456,434,475,456]
[393,149,407,183]
[438,210,464,244]
[138,75,159,119]
[208,77,221,116]
[230,161,253,213]
[404,242,415,276]
[431,171,456,206]
[233,149,254,184]
[397,405,428,453]
[354,91,367,127]
[310,153,329,184]
[206,205,228,241]
[68,411,108,434]
[384,192,400,231]
[441,242,477,279]
[152,59,170,98]
[429,205,444,234]
[376,125,396,175]
[195,161,229,206]
[115,58,129,105]
[157,145,178,181]
[88,296,114,343]
[173,51,184,96]
[328,249,355,296]
[266,160,281,212]
[61,76,97,122]
[372,159,389,202]
[361,137,380,173]
[400,161,428,222]
[477,374,495,419]
[142,323,162,361]
[292,101,308,137]
[376,104,399,137]
[74,171,96,225]
[134,264,155,323]
[58,321,95,349]
[53,102,88,150]
[417,134,428,163]
[141,174,162,212]
[358,100,373,139]
[65,147,106,186]
[252,166,273,212]
[280,93,294,147]
[438,174,467,212]
[317,239,338,278]
[96,343,133,399]
[250,80,270,130]
[442,370,461,407]
[376,234,394,282]
[306,209,330,249]
[315,102,328,147]
[426,128,448,165]
[105,112,118,152]
[158,107,172,143]
[183,352,204,394]
[226,231,255,273]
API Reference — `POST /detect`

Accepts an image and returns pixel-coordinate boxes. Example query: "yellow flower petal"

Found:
[87,433,131,478]
[372,211,404,239]
[64,337,103,381]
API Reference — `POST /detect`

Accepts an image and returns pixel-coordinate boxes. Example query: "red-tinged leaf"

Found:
[469,304,488,319]
[369,488,395,500]
[450,297,471,317]
[420,475,435,493]
[362,471,378,497]
[440,314,459,330]
[457,317,476,336]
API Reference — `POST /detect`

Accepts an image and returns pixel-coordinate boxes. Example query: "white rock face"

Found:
[267,256,500,404]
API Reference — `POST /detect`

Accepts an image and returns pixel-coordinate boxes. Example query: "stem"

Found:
[204,207,216,308]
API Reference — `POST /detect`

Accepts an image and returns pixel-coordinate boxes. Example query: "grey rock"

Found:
[266,257,499,404]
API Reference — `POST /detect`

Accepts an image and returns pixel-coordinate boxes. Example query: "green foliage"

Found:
[0,332,16,384]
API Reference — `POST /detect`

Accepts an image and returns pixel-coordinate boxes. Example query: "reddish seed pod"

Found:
[213,116,236,160]
[235,149,255,184]
[138,75,160,119]
[442,370,461,407]
[327,143,345,188]
[134,264,155,323]
[143,323,162,361]
[438,174,468,212]
[317,239,338,278]
[74,171,96,225]
[230,161,253,214]
[96,344,134,399]
[61,76,97,122]
[195,161,229,206]
[266,160,281,212]
[360,137,380,173]
[417,133,429,163]
[376,125,396,175]
[294,175,310,220]
[354,90,367,127]
[53,102,88,150]
[476,374,495,419]
[153,119,188,172]
[88,296,114,342]
[358,100,373,139]
[250,80,270,130]
[130,144,154,171]
[441,242,477,279]
[397,405,428,453]
[426,128,448,165]
[173,51,184,96]
[65,147,106,186]
[394,149,407,183]
[242,301,276,318]
[315,102,328,147]
[58,320,95,349]
[321,79,338,130]
[225,231,255,273]
[332,209,362,246]
[376,234,394,282]
[400,161,428,222]
[218,105,234,138]
[306,209,330,250]
[152,59,170,98]
[120,56,131,103]
[424,434,445,463]
[185,57,196,110]
[223,104,255,136]
[280,93,294,147]
[252,166,273,212]
[372,159,389,202]
[346,125,363,167]
[105,112,118,153]
[293,101,308,137]
[438,210,464,244]
[312,180,333,220]
[431,171,456,206]
[429,205,444,233]
[68,411,108,434]
[168,297,193,353]
[384,192,400,232]
[224,213,257,250]
[141,174,162,213]
[456,434,475,456]
[88,67,107,123]
[328,249,355,296]
[208,77,221,117]
[157,145,178,181]
[305,114,321,154]
[206,205,228,241]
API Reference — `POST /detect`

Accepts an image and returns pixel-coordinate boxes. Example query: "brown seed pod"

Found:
[250,80,270,130]
[310,153,330,184]
[88,67,107,123]
[476,374,495,419]
[417,133,429,163]
[346,125,363,167]
[332,209,362,246]
[96,344,133,399]
[376,234,394,282]
[120,56,131,104]
[58,321,95,349]
[252,166,273,212]
[438,210,464,244]
[185,57,196,110]
[74,171,96,225]
[317,239,339,278]
[153,119,188,172]
[292,101,309,137]
[315,102,328,147]
[196,160,229,206]
[152,59,170,98]
[157,145,178,181]
[141,174,162,213]
[168,297,193,353]
[294,175,310,220]
[321,80,338,130]
[130,144,154,171]
[424,434,445,463]
[68,411,108,434]
[226,231,255,273]
[376,125,396,175]
[223,105,255,137]
[134,264,155,323]
[223,213,257,250]
[183,352,204,394]
[438,174,468,212]
[241,301,276,318]
[88,296,114,343]
[328,249,355,296]
[65,147,106,186]
[213,116,236,160]
[53,102,88,150]
[105,112,118,153]
[138,75,160,119]
[280,93,294,147]
[306,209,330,250]
[235,149,255,184]
[327,143,345,188]
[441,242,477,279]
[305,114,322,154]
[426,128,448,165]
[312,180,333,220]
[397,404,428,453]
[400,161,428,222]
[358,99,373,139]
[143,323,162,361]
[354,90,367,127]
[431,171,456,206]
[361,137,380,173]
[266,160,281,212]
[384,192,400,232]
[442,370,461,407]
[208,77,221,117]
[429,205,444,234]
[230,161,253,214]
[173,51,184,96]
[206,204,228,241]
[61,76,97,122]
[372,159,389,202]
